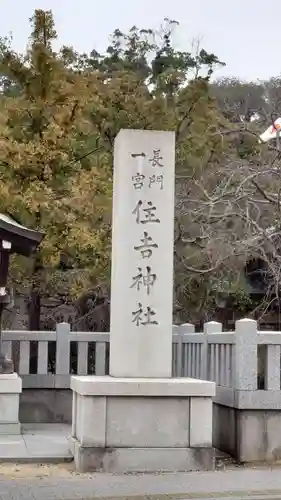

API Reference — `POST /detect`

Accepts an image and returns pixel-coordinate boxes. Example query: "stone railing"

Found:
[2,318,278,396]
[2,324,108,388]
[7,317,281,464]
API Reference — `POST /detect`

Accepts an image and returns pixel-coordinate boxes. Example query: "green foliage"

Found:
[0,9,260,326]
[0,10,112,301]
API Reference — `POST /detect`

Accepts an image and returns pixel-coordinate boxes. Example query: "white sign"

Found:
[260,118,281,142]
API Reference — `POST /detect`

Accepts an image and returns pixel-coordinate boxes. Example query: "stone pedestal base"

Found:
[70,376,216,473]
[0,373,22,434]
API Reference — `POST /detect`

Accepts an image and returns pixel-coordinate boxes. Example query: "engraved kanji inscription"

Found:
[132,303,159,326]
[131,152,146,159]
[132,200,160,224]
[132,173,145,190]
[148,149,164,168]
[130,266,156,295]
[134,232,158,259]
[149,174,164,190]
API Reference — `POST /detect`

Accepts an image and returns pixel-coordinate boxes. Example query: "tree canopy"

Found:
[1,9,281,328]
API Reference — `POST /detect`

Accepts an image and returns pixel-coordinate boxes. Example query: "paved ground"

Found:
[1,465,281,499]
[2,426,281,499]
[0,424,72,462]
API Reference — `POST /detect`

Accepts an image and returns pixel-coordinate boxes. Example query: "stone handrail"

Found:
[2,318,279,393]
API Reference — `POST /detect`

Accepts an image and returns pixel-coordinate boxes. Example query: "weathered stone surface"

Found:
[0,373,22,435]
[72,440,215,473]
[71,376,215,472]
[234,318,257,390]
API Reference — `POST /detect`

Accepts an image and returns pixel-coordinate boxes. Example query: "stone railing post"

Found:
[234,318,257,390]
[181,323,195,334]
[179,323,194,377]
[56,322,71,386]
[172,325,179,377]
[202,321,222,381]
[265,343,281,390]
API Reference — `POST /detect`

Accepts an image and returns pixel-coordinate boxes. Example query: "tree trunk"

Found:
[28,288,41,331]
[28,287,41,374]
[28,254,43,331]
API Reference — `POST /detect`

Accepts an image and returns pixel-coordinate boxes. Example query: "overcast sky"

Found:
[0,0,279,82]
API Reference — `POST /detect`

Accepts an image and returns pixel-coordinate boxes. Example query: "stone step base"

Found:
[0,423,21,435]
[0,424,72,463]
[70,438,215,473]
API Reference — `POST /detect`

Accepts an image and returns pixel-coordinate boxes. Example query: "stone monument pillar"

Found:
[71,129,215,473]
[110,129,175,378]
